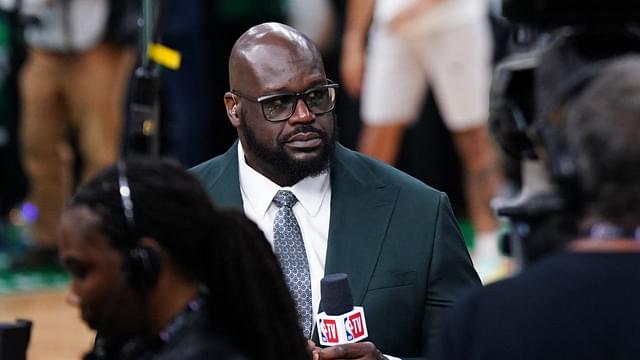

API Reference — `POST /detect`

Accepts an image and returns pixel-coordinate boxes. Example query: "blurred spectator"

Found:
[159,0,288,167]
[287,0,333,51]
[206,0,289,157]
[5,0,136,268]
[158,0,216,167]
[0,8,27,218]
[322,1,465,215]
[342,0,507,282]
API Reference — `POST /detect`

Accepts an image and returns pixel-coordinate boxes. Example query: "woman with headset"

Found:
[58,158,309,359]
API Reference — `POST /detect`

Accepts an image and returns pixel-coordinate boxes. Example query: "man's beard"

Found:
[240,113,336,183]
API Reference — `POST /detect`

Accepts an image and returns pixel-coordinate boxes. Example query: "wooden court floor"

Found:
[0,289,95,359]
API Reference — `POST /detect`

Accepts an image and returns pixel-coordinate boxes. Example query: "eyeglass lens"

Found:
[262,87,336,121]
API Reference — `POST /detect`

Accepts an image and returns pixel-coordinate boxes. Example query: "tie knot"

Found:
[273,190,298,208]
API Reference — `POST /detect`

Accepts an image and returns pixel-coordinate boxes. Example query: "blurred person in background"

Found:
[156,0,217,167]
[341,0,507,283]
[2,0,137,268]
[433,55,640,360]
[61,158,309,360]
[0,7,27,220]
[159,0,289,168]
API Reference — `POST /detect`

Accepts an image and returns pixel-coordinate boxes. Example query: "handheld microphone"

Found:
[317,273,368,346]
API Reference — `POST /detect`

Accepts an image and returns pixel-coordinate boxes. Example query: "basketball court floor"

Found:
[1,289,95,359]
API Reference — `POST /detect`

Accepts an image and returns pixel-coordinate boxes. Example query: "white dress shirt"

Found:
[237,143,331,325]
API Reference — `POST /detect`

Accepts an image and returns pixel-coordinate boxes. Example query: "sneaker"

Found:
[472,232,514,284]
[473,253,513,285]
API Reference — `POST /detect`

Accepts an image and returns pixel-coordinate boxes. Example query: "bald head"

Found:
[222,23,336,187]
[228,22,325,93]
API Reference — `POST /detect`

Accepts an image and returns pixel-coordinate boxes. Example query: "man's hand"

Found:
[312,342,388,360]
[308,340,321,357]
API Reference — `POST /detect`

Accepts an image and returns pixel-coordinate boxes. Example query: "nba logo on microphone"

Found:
[320,319,340,344]
[317,306,368,346]
[344,316,354,341]
[347,312,366,339]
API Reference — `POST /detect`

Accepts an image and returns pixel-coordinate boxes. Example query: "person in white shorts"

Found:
[342,0,508,283]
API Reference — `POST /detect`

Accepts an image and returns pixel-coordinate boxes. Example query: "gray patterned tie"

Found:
[272,190,313,338]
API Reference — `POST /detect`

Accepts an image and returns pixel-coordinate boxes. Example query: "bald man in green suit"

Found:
[191,22,480,360]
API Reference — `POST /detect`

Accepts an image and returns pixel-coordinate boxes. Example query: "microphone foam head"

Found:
[320,273,354,315]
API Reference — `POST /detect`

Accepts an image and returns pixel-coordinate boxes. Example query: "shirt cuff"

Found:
[384,355,402,360]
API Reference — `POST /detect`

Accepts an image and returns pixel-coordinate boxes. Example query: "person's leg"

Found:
[19,49,71,251]
[451,125,501,234]
[359,25,426,165]
[358,123,408,164]
[65,43,135,182]
[427,18,509,282]
[452,125,508,283]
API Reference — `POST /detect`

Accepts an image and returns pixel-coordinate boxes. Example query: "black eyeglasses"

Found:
[231,80,339,122]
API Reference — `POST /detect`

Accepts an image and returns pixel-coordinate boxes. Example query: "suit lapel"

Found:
[325,146,399,305]
[204,142,243,208]
[203,143,398,305]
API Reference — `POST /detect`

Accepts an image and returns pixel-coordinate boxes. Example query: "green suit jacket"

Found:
[191,142,481,359]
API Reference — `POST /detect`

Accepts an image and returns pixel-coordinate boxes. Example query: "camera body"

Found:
[490,0,640,265]
[502,0,640,29]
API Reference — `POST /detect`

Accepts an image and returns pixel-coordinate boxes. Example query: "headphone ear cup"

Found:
[126,245,161,290]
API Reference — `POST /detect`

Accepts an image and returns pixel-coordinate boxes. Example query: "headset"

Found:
[117,161,161,290]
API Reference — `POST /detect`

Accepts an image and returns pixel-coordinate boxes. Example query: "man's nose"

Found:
[288,98,315,124]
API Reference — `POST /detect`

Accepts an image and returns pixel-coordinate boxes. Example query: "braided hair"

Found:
[68,157,309,360]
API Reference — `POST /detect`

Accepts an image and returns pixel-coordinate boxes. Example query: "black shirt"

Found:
[434,252,640,360]
[85,296,246,360]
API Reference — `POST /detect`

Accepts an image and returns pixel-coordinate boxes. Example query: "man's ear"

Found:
[224,92,241,128]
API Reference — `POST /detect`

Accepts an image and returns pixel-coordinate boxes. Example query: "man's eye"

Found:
[264,98,288,115]
[306,90,327,105]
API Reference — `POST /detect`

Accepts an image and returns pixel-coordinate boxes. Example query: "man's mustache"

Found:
[282,125,328,142]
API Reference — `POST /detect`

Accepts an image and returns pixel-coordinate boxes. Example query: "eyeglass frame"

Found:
[230,80,339,122]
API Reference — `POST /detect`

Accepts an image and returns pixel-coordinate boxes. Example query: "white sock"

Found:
[473,231,500,259]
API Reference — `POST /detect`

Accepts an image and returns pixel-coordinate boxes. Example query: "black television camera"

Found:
[489,0,640,266]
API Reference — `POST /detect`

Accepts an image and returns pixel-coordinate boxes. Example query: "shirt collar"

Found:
[238,142,330,219]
